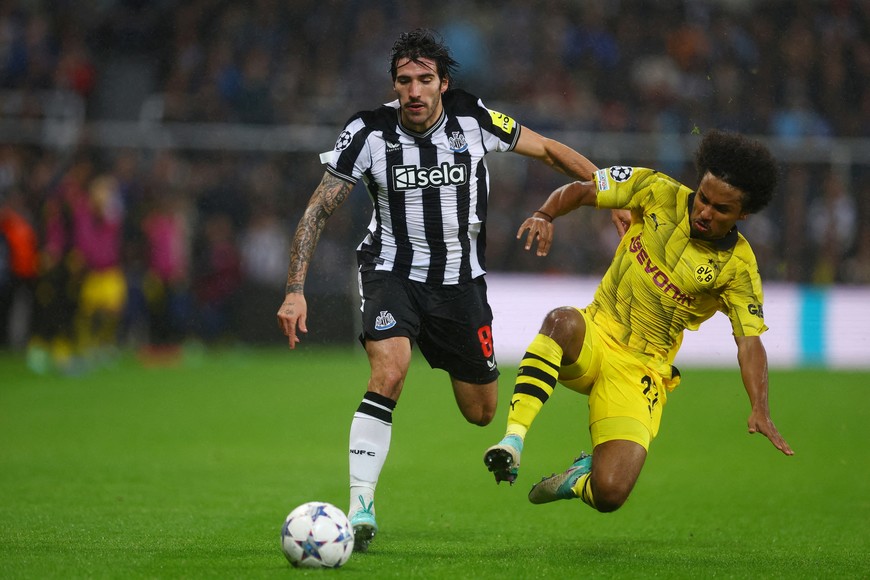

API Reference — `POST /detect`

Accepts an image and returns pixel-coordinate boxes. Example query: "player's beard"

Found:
[401,95,441,132]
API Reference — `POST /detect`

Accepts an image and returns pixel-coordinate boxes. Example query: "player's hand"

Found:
[611,209,631,238]
[277,293,308,350]
[747,410,794,456]
[517,216,555,257]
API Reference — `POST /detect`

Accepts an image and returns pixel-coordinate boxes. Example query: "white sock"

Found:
[348,391,395,515]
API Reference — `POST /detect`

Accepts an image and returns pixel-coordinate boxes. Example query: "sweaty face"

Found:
[690,172,748,240]
[393,57,448,133]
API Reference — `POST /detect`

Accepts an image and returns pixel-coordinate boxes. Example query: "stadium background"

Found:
[0,0,868,366]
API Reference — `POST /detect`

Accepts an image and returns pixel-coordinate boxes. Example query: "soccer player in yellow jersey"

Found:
[484,130,794,513]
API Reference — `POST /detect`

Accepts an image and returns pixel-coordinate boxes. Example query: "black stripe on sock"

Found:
[363,391,397,410]
[357,391,397,423]
[581,473,594,505]
[518,364,556,385]
[357,401,394,424]
[522,351,560,372]
[514,382,550,403]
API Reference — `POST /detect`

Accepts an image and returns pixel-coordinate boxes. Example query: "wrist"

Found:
[533,210,553,222]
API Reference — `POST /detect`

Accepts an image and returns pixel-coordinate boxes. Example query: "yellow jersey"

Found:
[587,166,767,366]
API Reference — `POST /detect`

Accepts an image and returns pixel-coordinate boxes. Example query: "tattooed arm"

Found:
[277,172,354,349]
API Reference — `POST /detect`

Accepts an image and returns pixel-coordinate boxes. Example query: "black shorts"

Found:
[358,270,499,384]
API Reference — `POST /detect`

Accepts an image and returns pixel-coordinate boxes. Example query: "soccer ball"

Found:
[280,501,354,568]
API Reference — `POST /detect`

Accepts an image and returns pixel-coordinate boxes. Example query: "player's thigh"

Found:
[588,348,665,450]
[415,277,499,385]
[451,377,498,405]
[450,377,498,425]
[557,307,603,395]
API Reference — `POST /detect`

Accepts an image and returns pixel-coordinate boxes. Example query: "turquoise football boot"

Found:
[528,452,592,504]
[348,495,377,553]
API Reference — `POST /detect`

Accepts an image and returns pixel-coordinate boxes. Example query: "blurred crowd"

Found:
[0,0,868,371]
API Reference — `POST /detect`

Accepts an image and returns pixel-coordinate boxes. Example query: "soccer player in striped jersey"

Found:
[276,29,619,552]
[484,130,794,513]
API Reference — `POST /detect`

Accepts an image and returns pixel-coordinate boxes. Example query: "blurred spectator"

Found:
[236,198,289,344]
[770,82,833,146]
[0,186,38,347]
[809,171,857,284]
[54,31,96,98]
[193,212,241,344]
[72,174,127,365]
[139,187,193,361]
[235,46,273,123]
[843,229,870,285]
[780,165,812,282]
[27,154,93,373]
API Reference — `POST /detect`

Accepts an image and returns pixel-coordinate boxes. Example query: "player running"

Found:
[277,28,617,551]
[484,130,793,512]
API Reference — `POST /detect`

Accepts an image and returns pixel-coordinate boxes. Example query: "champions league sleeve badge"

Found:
[609,166,633,182]
[334,130,353,151]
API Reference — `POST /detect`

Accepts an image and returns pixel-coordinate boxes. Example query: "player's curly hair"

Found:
[389,28,459,82]
[694,130,779,214]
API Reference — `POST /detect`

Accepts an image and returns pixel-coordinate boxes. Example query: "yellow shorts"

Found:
[79,268,127,315]
[557,307,677,450]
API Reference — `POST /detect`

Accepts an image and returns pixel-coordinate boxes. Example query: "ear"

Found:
[738,212,749,220]
[440,77,449,93]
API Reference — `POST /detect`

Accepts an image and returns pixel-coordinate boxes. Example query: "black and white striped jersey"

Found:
[326,89,522,285]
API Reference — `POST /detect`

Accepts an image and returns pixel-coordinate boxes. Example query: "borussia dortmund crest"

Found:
[694,261,717,285]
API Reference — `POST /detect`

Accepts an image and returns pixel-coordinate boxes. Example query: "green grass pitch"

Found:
[1,347,868,578]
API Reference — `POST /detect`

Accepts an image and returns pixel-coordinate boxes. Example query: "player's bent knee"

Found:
[461,404,495,426]
[542,306,579,329]
[466,415,491,427]
[593,491,629,513]
[591,476,634,513]
[477,408,496,426]
[541,307,584,350]
[367,369,405,398]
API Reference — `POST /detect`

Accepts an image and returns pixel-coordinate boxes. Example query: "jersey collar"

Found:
[396,106,447,139]
[687,192,739,250]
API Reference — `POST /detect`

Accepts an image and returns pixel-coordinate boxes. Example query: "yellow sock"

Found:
[575,472,597,509]
[505,334,562,437]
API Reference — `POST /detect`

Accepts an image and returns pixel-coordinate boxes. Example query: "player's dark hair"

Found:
[694,130,778,214]
[389,28,459,82]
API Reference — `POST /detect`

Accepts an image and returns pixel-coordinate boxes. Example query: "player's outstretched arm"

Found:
[277,172,353,349]
[517,180,597,256]
[511,127,598,181]
[735,335,795,456]
[511,129,630,239]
